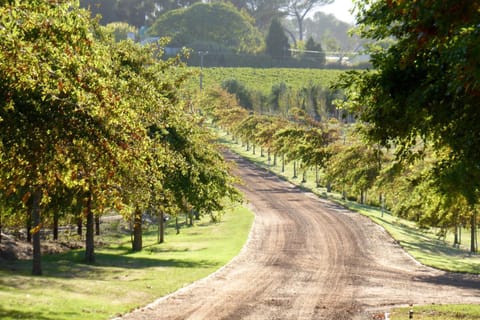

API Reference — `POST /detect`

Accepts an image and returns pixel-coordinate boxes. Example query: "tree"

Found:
[303,36,326,66]
[339,0,480,252]
[148,2,263,53]
[265,18,290,58]
[303,11,360,53]
[80,0,202,27]
[221,79,254,110]
[228,0,286,31]
[282,0,333,41]
[0,0,128,273]
[0,1,168,269]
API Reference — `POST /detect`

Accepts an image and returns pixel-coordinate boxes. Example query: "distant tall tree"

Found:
[283,0,333,41]
[228,0,286,31]
[80,0,201,27]
[265,18,291,58]
[304,36,326,65]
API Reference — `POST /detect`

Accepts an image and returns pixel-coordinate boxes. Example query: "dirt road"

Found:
[120,151,480,319]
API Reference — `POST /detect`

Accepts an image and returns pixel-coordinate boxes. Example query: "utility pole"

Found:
[199,51,208,90]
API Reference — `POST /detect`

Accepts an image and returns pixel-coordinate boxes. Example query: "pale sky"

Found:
[315,0,355,24]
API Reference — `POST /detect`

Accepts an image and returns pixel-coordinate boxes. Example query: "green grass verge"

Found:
[0,206,253,320]
[390,304,480,319]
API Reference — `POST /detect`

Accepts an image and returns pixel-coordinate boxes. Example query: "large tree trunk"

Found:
[158,210,164,244]
[26,208,32,243]
[132,207,142,252]
[95,214,100,236]
[453,211,459,247]
[189,210,194,227]
[77,216,82,237]
[85,192,95,263]
[31,189,42,276]
[53,211,59,241]
[471,211,477,253]
[175,216,180,234]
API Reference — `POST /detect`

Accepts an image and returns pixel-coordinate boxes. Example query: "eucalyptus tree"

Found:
[282,0,333,41]
[229,0,286,31]
[338,0,480,252]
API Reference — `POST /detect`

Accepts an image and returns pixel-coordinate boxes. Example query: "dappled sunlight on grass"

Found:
[0,206,253,320]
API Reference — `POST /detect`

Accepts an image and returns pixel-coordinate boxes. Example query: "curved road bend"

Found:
[120,150,480,320]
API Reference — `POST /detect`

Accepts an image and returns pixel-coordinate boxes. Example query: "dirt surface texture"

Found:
[118,151,480,320]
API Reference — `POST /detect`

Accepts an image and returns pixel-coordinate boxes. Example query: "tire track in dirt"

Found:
[118,151,480,320]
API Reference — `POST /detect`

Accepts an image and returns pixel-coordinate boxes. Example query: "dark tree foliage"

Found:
[304,36,326,66]
[339,0,480,251]
[80,0,201,27]
[149,2,263,53]
[265,18,291,58]
[222,79,254,110]
[228,0,286,31]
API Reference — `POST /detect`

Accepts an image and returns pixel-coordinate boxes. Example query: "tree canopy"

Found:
[338,0,480,251]
[265,18,291,58]
[148,2,263,53]
[0,0,243,274]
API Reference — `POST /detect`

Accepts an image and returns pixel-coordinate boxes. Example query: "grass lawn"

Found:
[390,304,480,320]
[0,206,253,320]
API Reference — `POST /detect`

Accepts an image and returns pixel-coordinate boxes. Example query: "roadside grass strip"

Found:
[390,304,480,320]
[0,206,253,320]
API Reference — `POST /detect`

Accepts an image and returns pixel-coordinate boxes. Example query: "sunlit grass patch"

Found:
[0,206,253,320]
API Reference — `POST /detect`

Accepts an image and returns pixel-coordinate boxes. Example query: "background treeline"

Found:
[80,0,368,68]
[0,1,242,275]
[200,86,479,253]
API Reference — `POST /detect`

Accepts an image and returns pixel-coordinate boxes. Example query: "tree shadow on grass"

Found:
[0,248,219,283]
[414,270,480,291]
[400,239,470,258]
[0,307,53,320]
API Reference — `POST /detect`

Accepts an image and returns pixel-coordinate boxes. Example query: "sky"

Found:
[315,0,355,24]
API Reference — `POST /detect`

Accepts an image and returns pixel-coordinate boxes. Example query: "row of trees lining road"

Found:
[336,0,480,253]
[0,1,241,275]
[199,86,479,253]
